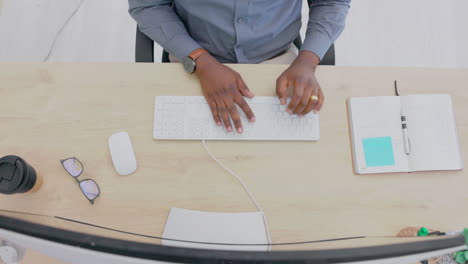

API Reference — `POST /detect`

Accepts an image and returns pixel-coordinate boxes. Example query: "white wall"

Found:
[0,0,135,62]
[335,0,468,68]
[0,0,467,67]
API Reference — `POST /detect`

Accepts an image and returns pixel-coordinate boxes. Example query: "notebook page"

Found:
[349,96,409,174]
[402,94,463,172]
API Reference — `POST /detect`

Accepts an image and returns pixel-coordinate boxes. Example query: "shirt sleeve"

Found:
[301,0,351,60]
[128,0,202,61]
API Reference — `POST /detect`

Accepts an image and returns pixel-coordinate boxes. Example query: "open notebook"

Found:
[348,94,463,174]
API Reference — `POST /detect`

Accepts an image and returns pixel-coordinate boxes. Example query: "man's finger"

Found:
[308,86,320,113]
[294,84,314,114]
[218,101,232,132]
[287,82,305,114]
[207,98,222,126]
[237,77,254,98]
[236,96,255,122]
[300,84,320,115]
[315,89,325,112]
[276,76,288,105]
[226,103,243,134]
[301,97,315,116]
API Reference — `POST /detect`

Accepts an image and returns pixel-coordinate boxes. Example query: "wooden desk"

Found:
[0,64,467,254]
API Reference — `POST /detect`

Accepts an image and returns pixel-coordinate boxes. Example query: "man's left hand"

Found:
[276,50,324,115]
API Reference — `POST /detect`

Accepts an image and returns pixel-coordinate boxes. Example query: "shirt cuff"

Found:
[163,33,202,62]
[300,30,333,61]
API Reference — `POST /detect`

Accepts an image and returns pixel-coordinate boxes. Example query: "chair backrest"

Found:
[135,27,155,63]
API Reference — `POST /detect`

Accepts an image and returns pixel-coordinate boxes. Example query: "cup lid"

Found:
[0,155,26,194]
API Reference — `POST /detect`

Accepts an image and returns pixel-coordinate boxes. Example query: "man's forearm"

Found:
[295,51,321,71]
[301,0,351,60]
[128,0,201,60]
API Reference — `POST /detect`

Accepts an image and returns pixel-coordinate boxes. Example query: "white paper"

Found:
[162,208,270,251]
[402,94,463,172]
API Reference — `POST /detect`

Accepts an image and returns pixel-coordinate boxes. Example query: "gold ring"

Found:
[310,95,319,102]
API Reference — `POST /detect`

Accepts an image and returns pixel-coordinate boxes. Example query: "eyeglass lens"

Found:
[62,158,83,177]
[79,179,100,200]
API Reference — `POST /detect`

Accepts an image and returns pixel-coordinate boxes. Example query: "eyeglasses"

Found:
[60,157,100,204]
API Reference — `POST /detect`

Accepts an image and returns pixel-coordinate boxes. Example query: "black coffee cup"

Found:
[0,155,41,194]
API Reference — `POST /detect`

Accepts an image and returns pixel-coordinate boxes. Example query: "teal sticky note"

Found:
[362,137,395,167]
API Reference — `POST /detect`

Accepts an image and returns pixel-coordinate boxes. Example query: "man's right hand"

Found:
[195,54,255,134]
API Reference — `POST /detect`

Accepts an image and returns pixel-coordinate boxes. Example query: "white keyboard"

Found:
[154,96,320,141]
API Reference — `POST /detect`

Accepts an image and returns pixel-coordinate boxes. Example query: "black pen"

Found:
[401,112,410,155]
[395,81,411,155]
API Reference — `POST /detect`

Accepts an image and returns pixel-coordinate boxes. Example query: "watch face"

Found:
[183,57,196,73]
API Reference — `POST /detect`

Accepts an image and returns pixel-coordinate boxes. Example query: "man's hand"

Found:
[195,54,255,133]
[276,50,324,115]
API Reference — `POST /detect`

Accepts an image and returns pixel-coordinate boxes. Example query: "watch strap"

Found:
[188,48,208,61]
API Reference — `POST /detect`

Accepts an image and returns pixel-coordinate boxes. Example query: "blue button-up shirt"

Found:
[129,0,350,63]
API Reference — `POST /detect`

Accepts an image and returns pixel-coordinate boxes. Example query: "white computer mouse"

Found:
[108,132,137,176]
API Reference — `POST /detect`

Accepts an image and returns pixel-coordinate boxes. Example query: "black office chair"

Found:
[135,0,335,65]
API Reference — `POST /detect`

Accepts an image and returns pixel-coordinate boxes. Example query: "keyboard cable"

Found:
[201,139,273,249]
